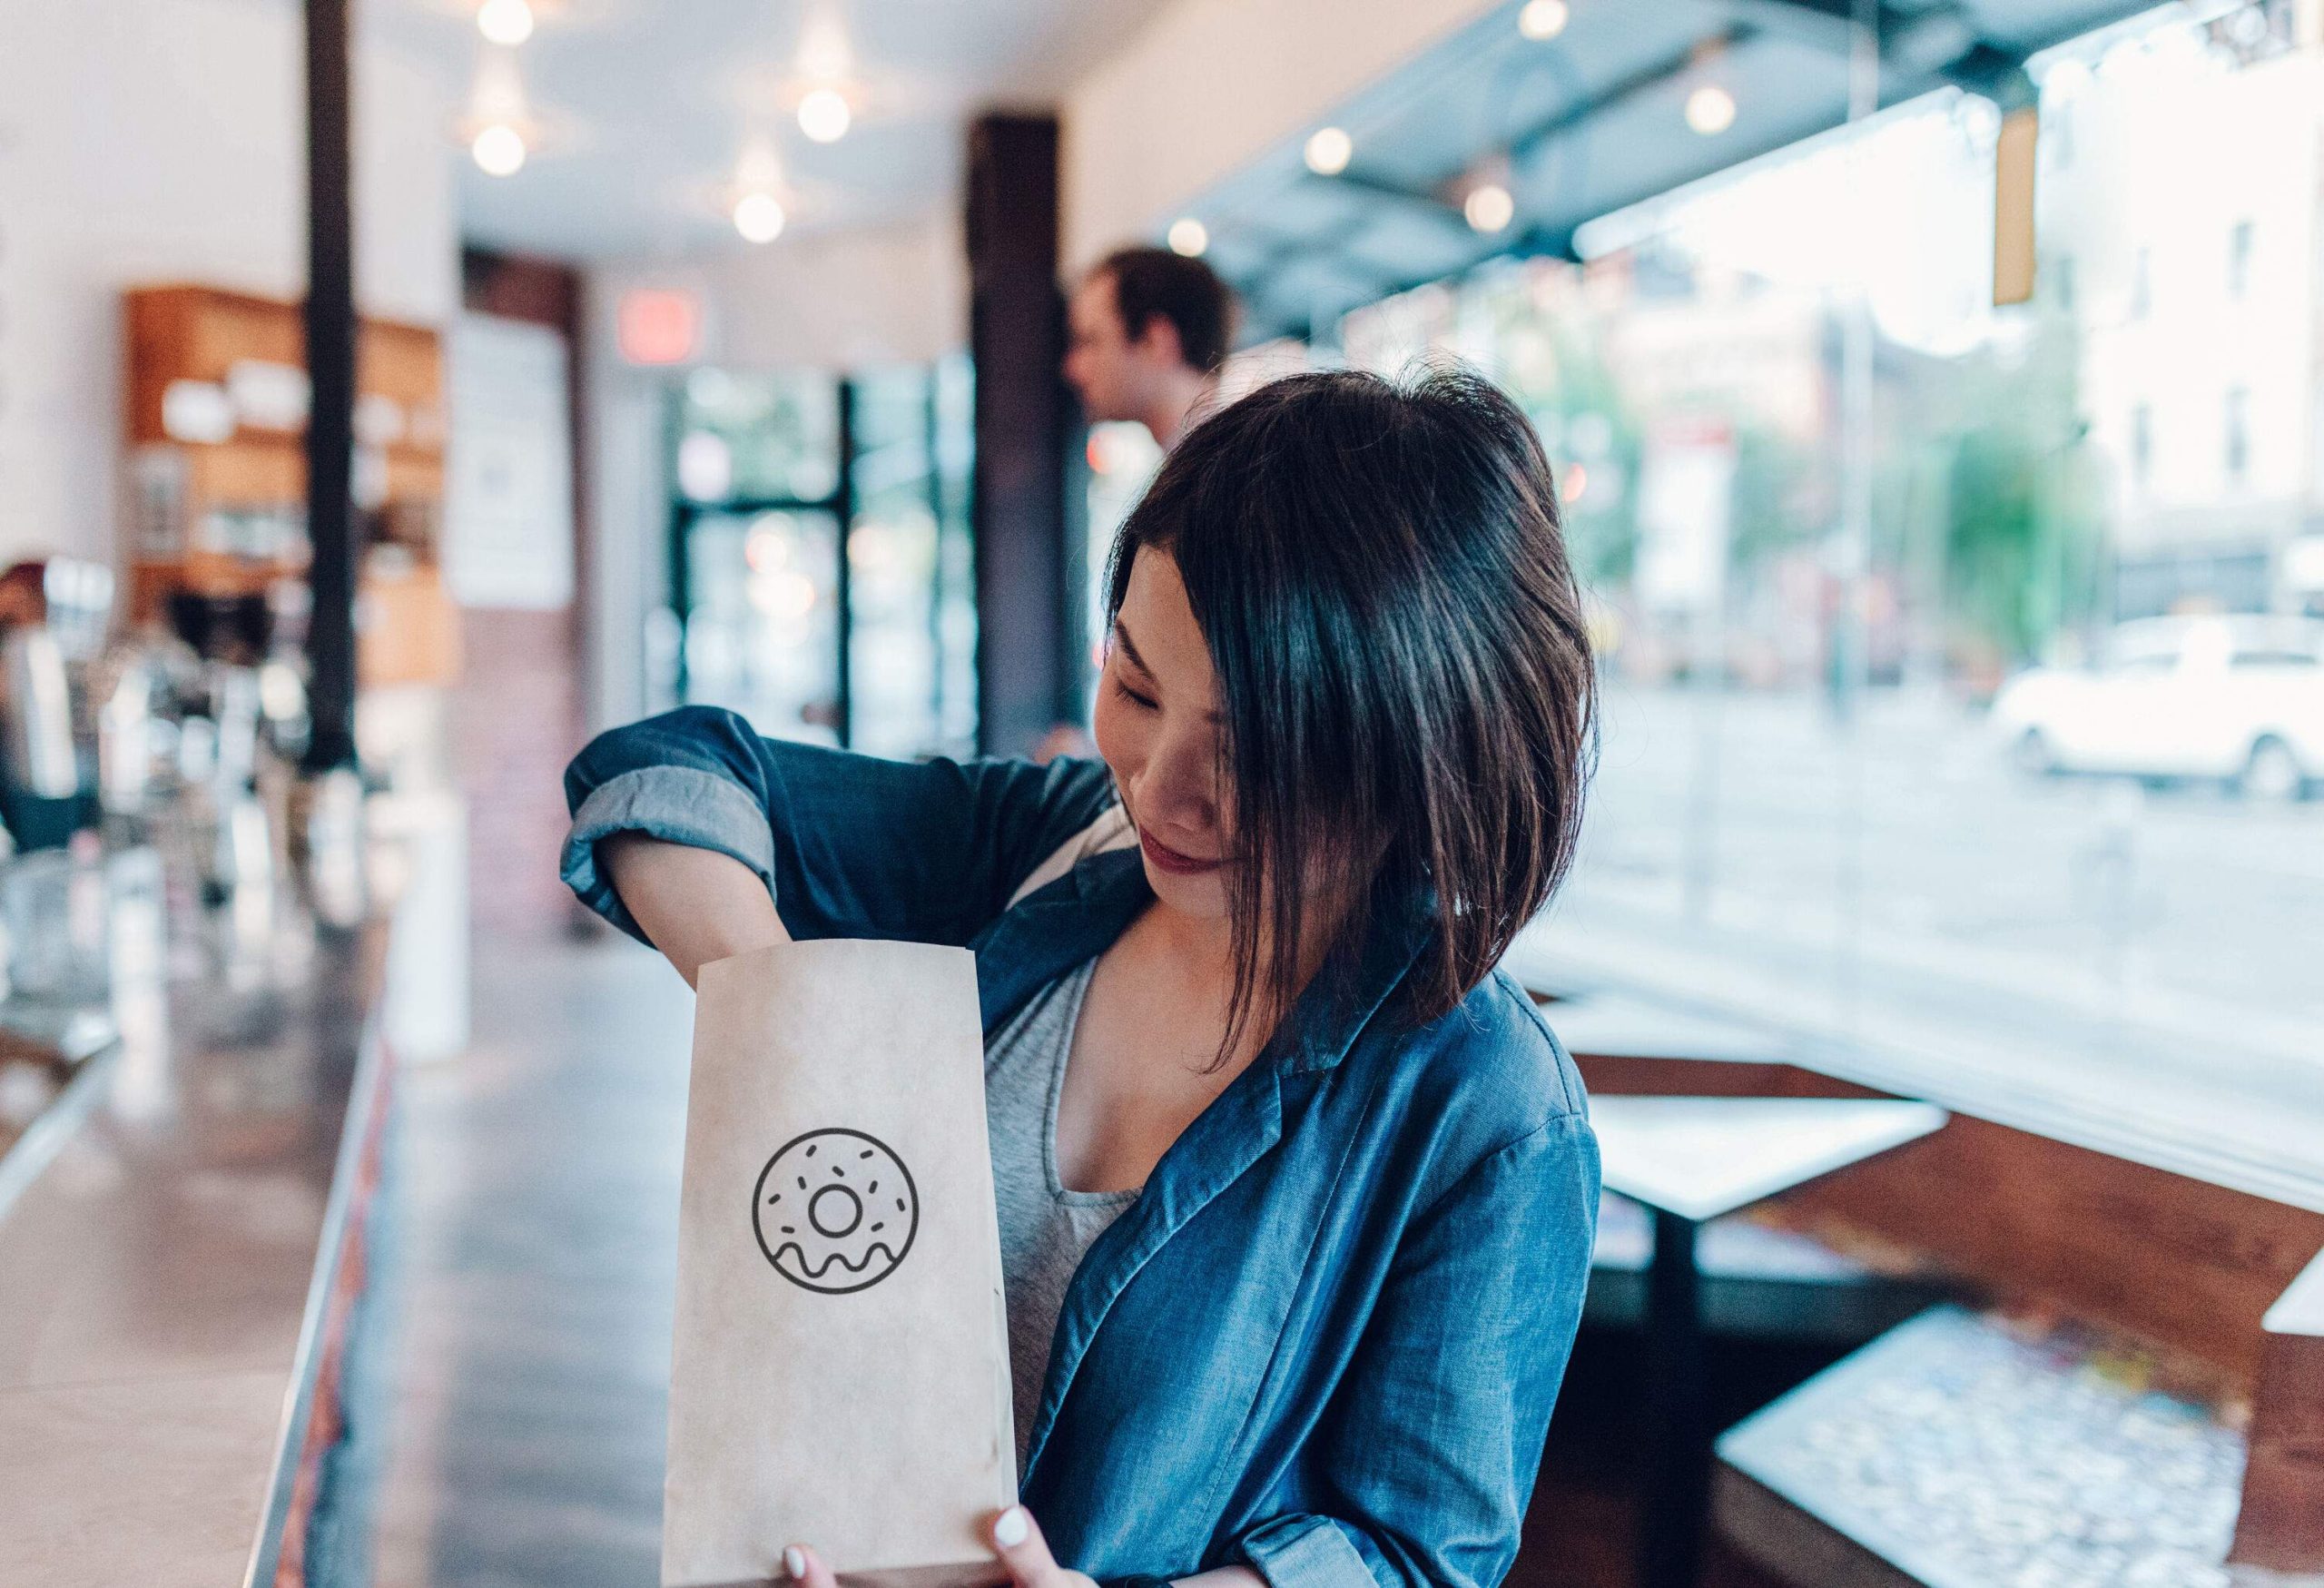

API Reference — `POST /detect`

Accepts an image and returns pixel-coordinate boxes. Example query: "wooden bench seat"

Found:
[1712,1307,2247,1588]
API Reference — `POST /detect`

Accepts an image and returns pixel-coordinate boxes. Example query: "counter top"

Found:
[0,865,392,1588]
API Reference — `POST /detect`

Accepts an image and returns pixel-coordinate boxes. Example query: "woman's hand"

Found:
[783,1506,1100,1588]
[980,1504,1102,1588]
[599,833,790,988]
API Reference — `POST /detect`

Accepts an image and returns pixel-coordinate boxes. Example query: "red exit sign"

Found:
[616,287,702,366]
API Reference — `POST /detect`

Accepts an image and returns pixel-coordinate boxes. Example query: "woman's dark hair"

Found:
[1098,246,1236,374]
[1104,364,1596,1066]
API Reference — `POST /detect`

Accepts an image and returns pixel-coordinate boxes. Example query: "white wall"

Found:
[0,0,458,564]
[1059,0,1499,269]
[593,216,969,375]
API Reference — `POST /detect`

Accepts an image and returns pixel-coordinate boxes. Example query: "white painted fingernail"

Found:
[784,1547,808,1579]
[992,1507,1029,1547]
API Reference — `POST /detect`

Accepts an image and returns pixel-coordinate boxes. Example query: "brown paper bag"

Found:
[665,939,1018,1588]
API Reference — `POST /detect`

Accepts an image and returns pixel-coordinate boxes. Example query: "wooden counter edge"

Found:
[2230,1246,2324,1576]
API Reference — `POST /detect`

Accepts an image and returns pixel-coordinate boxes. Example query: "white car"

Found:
[1991,616,2324,800]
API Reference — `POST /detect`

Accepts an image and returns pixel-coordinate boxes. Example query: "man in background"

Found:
[1063,245,1236,451]
[1034,246,1237,764]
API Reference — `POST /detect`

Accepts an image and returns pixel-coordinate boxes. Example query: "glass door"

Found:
[676,506,845,745]
[664,362,975,757]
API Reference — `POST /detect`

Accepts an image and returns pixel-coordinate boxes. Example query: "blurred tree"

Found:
[1729,423,1817,578]
[1935,317,2099,670]
[1866,309,2098,678]
[1479,262,1643,591]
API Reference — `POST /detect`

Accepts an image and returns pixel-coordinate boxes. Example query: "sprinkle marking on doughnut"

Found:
[752,1128,920,1294]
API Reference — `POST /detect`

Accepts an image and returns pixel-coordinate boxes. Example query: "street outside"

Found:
[1516,680,2324,1194]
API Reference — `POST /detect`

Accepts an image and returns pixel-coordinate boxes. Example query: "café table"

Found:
[1587,1095,1949,1588]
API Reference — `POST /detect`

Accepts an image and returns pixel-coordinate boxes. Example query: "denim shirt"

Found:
[562,706,1600,1588]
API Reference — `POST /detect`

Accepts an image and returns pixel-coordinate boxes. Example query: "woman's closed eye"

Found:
[1112,676,1158,712]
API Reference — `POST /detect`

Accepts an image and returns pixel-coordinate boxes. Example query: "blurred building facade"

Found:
[2042,11,2324,618]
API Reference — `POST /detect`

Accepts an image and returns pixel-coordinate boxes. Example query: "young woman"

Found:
[562,367,1601,1588]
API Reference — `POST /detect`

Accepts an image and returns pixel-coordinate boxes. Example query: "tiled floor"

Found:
[369,927,694,1588]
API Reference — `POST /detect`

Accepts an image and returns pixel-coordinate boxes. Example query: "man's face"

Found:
[1064,270,1157,424]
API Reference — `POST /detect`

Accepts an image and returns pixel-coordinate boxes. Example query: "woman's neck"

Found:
[1138,886,1350,1015]
[1137,895,1237,980]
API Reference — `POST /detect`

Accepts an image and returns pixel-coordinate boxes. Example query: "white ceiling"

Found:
[367,0,1175,262]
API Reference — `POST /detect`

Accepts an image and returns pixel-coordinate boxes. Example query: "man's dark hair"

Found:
[1104,365,1598,1070]
[1097,246,1236,375]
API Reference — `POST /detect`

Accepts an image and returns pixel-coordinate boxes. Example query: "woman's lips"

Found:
[1137,824,1222,876]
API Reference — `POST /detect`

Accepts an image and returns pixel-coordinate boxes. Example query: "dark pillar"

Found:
[964,113,1077,758]
[301,0,359,772]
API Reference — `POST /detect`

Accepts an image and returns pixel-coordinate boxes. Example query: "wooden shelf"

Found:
[121,282,458,686]
[124,284,444,455]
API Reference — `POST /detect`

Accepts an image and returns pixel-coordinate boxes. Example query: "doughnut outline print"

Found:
[752,1128,920,1294]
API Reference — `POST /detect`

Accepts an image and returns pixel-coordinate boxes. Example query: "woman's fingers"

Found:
[783,1543,840,1588]
[791,1512,1078,1588]
[987,1504,1063,1586]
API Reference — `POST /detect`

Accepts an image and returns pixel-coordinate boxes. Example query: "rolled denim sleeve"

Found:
[1235,1514,1381,1588]
[564,764,781,942]
[1234,1112,1601,1588]
[562,705,1118,947]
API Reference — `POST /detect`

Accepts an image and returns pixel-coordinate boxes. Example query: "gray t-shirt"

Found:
[986,956,1140,1475]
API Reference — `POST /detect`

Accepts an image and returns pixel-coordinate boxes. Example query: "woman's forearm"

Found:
[600,833,791,987]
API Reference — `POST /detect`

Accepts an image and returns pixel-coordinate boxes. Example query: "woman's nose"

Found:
[1138,733,1218,836]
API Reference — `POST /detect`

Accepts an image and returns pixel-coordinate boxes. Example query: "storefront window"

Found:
[1345,8,2324,1198]
[849,360,978,760]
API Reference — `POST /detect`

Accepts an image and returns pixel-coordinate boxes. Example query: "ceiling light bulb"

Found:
[476,0,534,46]
[797,87,852,143]
[1518,0,1570,41]
[1167,217,1209,257]
[1305,125,1353,176]
[470,122,528,176]
[1463,182,1514,233]
[734,192,787,244]
[1686,84,1737,134]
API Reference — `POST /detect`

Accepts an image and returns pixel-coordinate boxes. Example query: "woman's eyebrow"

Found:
[1112,621,1154,676]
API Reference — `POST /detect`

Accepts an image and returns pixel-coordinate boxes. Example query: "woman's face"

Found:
[1092,548,1236,919]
